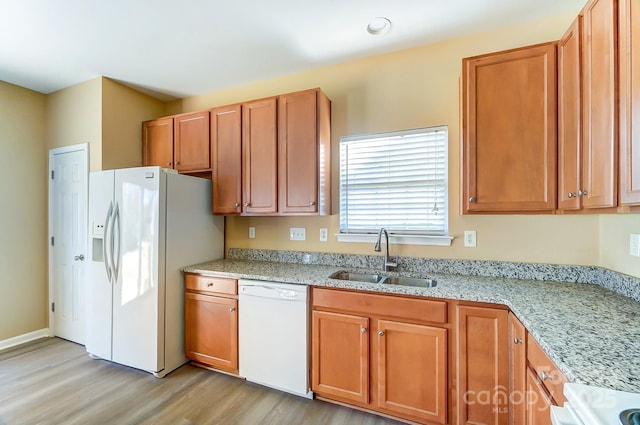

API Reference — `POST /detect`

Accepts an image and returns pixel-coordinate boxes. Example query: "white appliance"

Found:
[551,383,640,425]
[238,280,312,398]
[86,166,223,377]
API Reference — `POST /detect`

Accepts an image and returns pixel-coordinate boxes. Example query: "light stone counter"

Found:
[183,256,640,394]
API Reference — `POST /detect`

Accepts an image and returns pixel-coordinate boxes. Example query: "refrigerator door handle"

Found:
[103,202,113,283]
[112,201,121,283]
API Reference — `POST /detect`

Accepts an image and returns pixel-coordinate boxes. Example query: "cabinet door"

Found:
[377,320,447,424]
[185,292,238,373]
[278,89,320,214]
[142,118,173,168]
[508,313,527,425]
[457,305,509,425]
[211,105,243,214]
[582,0,618,208]
[558,17,583,211]
[526,368,553,425]
[174,111,210,173]
[242,97,278,214]
[619,0,640,204]
[311,310,369,404]
[462,43,557,213]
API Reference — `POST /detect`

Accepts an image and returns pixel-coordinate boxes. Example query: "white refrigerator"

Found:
[86,166,223,377]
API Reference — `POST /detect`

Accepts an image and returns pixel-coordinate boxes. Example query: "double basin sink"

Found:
[329,270,437,288]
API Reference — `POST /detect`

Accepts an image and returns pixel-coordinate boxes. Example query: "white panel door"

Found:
[86,170,115,360]
[50,146,88,344]
[112,167,163,372]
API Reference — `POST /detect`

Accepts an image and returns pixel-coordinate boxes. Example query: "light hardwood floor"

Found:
[0,338,403,425]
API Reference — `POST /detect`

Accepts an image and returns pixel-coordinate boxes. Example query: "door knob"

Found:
[74,254,85,261]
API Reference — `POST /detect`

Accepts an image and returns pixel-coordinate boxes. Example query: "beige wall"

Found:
[102,78,165,170]
[46,78,102,171]
[169,13,629,271]
[600,215,640,278]
[0,81,47,340]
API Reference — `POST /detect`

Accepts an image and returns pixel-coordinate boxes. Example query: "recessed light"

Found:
[367,17,391,36]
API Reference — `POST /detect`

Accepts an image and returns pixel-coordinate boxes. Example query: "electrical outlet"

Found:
[464,230,477,248]
[630,233,640,257]
[290,227,306,241]
[249,227,256,239]
[320,228,328,242]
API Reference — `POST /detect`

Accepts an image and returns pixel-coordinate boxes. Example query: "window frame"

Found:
[336,126,453,246]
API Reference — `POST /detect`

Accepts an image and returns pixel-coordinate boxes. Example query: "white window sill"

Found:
[336,233,454,247]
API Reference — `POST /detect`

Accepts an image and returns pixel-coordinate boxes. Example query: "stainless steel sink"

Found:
[328,270,437,288]
[328,270,385,283]
[381,276,437,288]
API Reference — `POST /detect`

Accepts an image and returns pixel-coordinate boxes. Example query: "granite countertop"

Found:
[183,258,640,394]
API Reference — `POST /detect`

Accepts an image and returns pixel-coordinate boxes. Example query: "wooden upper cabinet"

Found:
[619,0,640,205]
[462,42,557,213]
[278,88,331,215]
[174,111,211,173]
[508,313,527,425]
[211,105,243,214]
[311,310,369,404]
[582,0,618,209]
[558,17,584,211]
[376,320,447,424]
[242,97,278,215]
[142,117,173,168]
[456,305,509,425]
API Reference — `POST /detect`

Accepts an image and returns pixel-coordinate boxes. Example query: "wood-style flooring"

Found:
[0,338,402,425]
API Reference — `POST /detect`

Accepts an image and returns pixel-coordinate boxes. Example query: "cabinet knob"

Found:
[206,282,214,287]
[513,337,523,344]
[74,254,85,261]
[310,201,316,206]
[378,331,385,337]
[175,161,180,165]
[578,190,587,196]
[469,197,476,203]
[540,371,553,381]
[234,202,240,208]
[360,327,367,334]
[229,307,236,312]
[166,162,172,166]
[244,203,250,207]
[567,192,576,199]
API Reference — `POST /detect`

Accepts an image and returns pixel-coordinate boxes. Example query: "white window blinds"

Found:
[339,126,448,235]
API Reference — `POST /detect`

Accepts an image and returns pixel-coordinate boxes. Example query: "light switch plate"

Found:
[290,227,306,241]
[630,233,640,257]
[249,227,255,239]
[320,228,328,242]
[464,230,477,248]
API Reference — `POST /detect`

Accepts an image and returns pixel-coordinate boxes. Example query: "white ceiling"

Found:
[0,0,585,101]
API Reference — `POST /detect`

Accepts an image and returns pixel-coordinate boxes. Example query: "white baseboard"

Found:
[0,328,50,351]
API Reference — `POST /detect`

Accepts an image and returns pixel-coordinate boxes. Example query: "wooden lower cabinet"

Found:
[526,368,553,425]
[311,310,369,404]
[508,313,527,425]
[184,274,238,374]
[311,288,448,425]
[456,305,509,425]
[377,320,447,424]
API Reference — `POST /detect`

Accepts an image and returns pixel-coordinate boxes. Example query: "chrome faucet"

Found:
[374,228,397,272]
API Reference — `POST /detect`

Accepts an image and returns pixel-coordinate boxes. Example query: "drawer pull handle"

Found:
[229,307,236,312]
[360,327,367,334]
[513,337,523,344]
[378,331,385,336]
[206,282,214,287]
[540,371,553,381]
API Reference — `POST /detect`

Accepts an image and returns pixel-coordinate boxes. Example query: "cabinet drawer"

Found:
[527,336,568,405]
[185,274,237,296]
[312,288,447,324]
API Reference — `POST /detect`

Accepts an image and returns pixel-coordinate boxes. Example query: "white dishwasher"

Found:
[238,279,312,399]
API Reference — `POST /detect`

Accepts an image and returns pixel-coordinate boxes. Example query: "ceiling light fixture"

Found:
[367,17,391,36]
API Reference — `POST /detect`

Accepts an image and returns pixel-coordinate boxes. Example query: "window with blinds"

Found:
[339,126,448,236]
